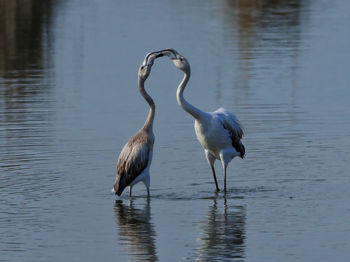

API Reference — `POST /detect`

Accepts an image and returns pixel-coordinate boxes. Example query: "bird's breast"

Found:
[194,119,230,156]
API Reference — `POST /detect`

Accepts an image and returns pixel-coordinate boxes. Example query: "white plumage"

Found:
[161,49,245,192]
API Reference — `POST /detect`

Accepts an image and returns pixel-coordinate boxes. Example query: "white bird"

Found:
[112,52,163,197]
[160,49,245,193]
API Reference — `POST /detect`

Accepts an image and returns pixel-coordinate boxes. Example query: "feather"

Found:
[114,130,154,196]
[214,107,245,158]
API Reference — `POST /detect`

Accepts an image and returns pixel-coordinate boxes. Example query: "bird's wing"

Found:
[213,107,244,138]
[114,131,153,195]
[214,107,245,158]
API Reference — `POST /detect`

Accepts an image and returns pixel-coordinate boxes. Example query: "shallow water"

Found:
[1,0,350,261]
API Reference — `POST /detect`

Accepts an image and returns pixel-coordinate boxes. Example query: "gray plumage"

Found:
[113,52,161,197]
[114,131,154,196]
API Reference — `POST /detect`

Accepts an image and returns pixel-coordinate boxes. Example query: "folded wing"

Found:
[214,107,245,158]
[114,131,153,195]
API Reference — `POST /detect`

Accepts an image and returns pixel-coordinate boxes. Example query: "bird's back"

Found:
[213,108,245,159]
[212,107,244,138]
[114,130,154,195]
[195,107,245,159]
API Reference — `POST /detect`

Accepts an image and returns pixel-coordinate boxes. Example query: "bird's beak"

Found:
[142,50,164,67]
[141,48,180,68]
[160,48,179,60]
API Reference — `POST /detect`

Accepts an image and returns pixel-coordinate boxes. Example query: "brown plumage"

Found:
[114,131,154,196]
[113,52,160,197]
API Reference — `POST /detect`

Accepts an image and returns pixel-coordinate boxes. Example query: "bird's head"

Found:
[138,63,152,81]
[139,51,165,80]
[161,48,190,74]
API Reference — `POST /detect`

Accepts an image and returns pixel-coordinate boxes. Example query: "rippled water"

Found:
[1,0,350,261]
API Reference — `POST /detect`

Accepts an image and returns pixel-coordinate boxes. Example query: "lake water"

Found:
[1,0,350,261]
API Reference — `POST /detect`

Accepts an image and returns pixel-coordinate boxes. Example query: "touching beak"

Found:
[141,48,180,67]
[160,48,179,60]
[142,50,165,67]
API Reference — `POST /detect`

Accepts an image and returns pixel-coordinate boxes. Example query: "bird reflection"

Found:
[114,199,158,261]
[196,197,246,261]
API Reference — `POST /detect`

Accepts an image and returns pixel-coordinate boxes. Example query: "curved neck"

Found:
[176,70,204,120]
[138,77,155,132]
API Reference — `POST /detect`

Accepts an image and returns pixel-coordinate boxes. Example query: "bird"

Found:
[112,51,164,197]
[159,48,245,193]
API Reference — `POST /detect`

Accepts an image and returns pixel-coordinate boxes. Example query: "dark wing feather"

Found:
[214,108,245,159]
[114,131,153,196]
[223,121,245,159]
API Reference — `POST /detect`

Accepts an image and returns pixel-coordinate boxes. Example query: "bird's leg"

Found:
[129,186,132,197]
[143,174,151,198]
[205,150,219,191]
[210,165,220,192]
[220,154,228,194]
[224,166,227,194]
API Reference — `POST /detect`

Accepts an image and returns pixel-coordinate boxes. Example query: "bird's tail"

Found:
[238,142,245,159]
[232,138,245,159]
[113,176,127,196]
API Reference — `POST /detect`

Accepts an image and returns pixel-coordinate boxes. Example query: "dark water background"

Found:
[0,0,349,261]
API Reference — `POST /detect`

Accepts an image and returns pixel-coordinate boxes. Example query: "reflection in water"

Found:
[0,0,57,173]
[220,0,307,97]
[196,197,246,261]
[114,199,158,261]
[0,0,57,160]
[0,0,61,256]
[223,0,306,56]
[0,0,348,261]
[0,0,56,78]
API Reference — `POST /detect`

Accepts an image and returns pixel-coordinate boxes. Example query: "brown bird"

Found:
[112,52,163,197]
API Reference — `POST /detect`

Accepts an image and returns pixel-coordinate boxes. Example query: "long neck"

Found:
[176,70,204,120]
[138,77,155,132]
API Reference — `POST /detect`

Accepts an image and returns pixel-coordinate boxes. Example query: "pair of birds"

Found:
[112,49,245,197]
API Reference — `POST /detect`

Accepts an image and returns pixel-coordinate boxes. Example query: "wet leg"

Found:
[224,166,227,193]
[205,150,220,191]
[211,165,220,192]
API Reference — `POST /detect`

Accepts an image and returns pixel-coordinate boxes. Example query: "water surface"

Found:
[1,0,350,261]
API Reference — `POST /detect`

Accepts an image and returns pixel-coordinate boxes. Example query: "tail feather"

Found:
[232,139,245,159]
[113,176,127,196]
[239,143,245,159]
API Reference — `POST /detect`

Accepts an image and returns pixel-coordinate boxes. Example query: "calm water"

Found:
[1,0,350,261]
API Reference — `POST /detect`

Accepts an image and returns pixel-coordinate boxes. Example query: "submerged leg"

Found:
[146,187,150,198]
[205,150,220,191]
